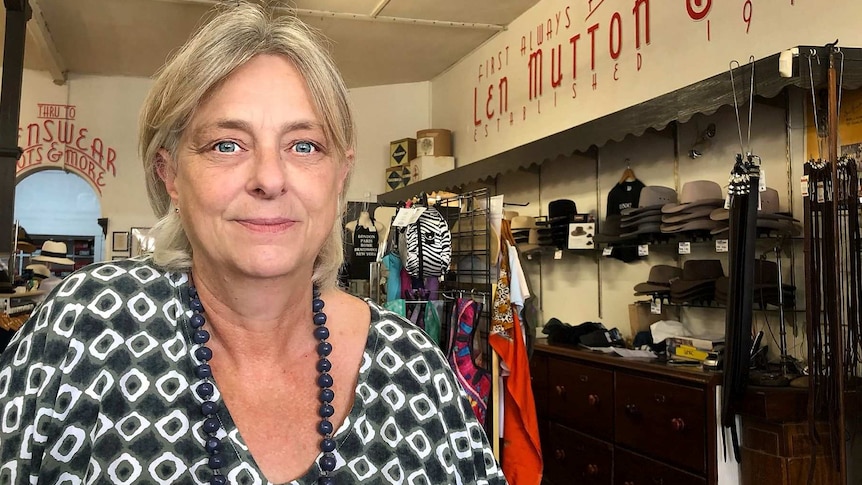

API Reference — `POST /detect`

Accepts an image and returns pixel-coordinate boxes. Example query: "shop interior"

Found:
[1,1,861,485]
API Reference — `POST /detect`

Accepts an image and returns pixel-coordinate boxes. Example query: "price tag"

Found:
[715,239,729,252]
[554,249,563,260]
[678,242,691,255]
[392,207,427,227]
[801,175,809,197]
[724,194,731,210]
[817,182,826,203]
[637,244,649,257]
[602,246,613,256]
[650,297,662,314]
[759,168,767,192]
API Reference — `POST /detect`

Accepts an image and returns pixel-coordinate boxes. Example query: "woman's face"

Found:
[159,54,351,280]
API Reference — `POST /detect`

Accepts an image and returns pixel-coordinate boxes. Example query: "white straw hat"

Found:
[32,240,75,265]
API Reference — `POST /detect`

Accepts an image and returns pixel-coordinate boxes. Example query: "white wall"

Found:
[346,81,431,201]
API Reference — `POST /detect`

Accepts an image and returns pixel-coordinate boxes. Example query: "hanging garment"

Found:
[489,219,543,485]
[381,253,402,303]
[448,298,492,425]
[424,300,443,345]
[348,220,380,280]
[383,299,406,317]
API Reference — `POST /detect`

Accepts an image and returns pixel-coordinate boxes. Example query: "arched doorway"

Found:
[13,170,103,276]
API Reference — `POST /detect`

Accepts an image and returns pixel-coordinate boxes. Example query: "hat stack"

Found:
[594,215,635,245]
[619,186,678,238]
[537,199,577,249]
[715,259,796,308]
[510,216,540,254]
[633,265,683,299]
[669,259,725,304]
[709,187,801,236]
[659,180,726,236]
[15,226,36,253]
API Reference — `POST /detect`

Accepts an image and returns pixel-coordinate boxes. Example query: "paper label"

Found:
[554,249,563,260]
[801,175,809,197]
[724,194,731,210]
[759,169,767,192]
[678,242,691,255]
[650,297,662,314]
[602,247,613,256]
[391,207,428,227]
[637,244,649,257]
[715,239,729,252]
[817,182,825,203]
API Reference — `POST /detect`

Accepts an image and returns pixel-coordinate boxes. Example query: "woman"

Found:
[0,3,505,484]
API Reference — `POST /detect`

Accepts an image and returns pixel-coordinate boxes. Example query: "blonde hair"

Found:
[139,1,354,290]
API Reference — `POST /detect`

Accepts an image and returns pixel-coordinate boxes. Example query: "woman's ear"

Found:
[156,148,180,202]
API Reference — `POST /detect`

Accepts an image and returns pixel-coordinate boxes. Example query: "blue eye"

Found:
[214,141,240,153]
[294,141,317,154]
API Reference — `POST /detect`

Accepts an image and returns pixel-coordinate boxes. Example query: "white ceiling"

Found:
[1,0,539,88]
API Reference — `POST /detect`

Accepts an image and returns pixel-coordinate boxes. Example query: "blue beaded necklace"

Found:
[187,283,337,485]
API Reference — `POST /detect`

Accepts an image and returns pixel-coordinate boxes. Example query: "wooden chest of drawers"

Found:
[533,340,730,485]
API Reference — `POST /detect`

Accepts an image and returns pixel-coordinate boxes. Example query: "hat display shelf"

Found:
[14,234,95,278]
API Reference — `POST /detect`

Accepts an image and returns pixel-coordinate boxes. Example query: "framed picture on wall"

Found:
[131,227,155,256]
[112,231,130,253]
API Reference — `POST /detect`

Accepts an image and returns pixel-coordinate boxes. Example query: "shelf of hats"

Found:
[475,99,815,368]
[2,231,94,332]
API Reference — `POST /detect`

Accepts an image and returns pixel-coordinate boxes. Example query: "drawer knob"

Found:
[555,385,567,397]
[587,394,600,406]
[625,404,641,416]
[586,464,599,476]
[554,449,566,461]
[671,417,686,431]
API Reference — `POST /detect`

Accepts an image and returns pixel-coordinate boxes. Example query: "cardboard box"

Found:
[389,138,416,167]
[408,156,455,183]
[416,129,452,157]
[385,165,412,192]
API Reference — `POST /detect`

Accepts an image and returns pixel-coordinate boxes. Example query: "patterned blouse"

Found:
[0,258,506,484]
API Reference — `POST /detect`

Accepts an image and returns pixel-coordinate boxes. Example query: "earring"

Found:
[174,207,179,214]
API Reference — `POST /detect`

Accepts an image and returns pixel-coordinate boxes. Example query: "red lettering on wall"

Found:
[609,12,622,60]
[551,44,563,88]
[686,0,712,21]
[486,85,495,119]
[16,104,120,194]
[529,49,544,100]
[633,0,651,49]
[499,77,509,113]
[569,34,581,80]
[473,88,482,126]
[587,23,600,70]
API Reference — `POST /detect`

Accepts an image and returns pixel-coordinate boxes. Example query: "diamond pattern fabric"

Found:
[0,258,506,484]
